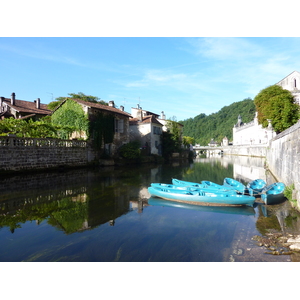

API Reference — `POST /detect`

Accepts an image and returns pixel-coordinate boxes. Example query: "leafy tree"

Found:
[182,136,195,147]
[254,85,300,133]
[47,92,108,110]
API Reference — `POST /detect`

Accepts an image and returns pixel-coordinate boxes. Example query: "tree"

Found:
[47,92,108,110]
[254,85,300,133]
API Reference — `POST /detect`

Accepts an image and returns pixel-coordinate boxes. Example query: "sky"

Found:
[2,37,300,121]
[1,2,300,122]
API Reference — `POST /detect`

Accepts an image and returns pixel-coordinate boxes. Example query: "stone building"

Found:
[129,105,164,155]
[52,98,131,156]
[276,70,300,105]
[0,92,51,120]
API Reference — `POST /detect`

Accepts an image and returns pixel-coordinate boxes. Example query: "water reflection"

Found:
[1,157,300,262]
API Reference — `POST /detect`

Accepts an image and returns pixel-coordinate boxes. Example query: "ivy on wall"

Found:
[51,99,89,139]
[51,99,116,148]
[89,112,115,148]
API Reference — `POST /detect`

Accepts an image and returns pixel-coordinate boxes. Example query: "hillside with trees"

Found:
[180,98,256,146]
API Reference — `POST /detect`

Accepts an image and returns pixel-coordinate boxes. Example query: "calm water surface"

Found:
[1,156,300,262]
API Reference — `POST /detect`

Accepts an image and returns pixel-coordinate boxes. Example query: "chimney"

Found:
[108,100,115,107]
[120,105,124,111]
[11,93,15,105]
[36,98,40,109]
[137,108,143,121]
[0,97,4,109]
[161,111,166,120]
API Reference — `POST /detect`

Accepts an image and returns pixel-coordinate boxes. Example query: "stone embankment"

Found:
[223,120,300,210]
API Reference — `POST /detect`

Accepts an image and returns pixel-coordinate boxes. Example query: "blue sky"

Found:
[1,37,300,121]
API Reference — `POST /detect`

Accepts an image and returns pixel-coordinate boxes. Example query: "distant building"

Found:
[0,92,51,120]
[276,70,300,105]
[233,112,276,145]
[208,139,218,147]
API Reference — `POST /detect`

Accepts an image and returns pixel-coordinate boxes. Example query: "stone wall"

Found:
[223,144,267,157]
[266,120,300,206]
[0,137,97,172]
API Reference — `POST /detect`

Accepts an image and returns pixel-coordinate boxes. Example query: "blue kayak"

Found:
[261,182,286,205]
[151,183,237,194]
[172,178,251,195]
[247,179,267,195]
[148,186,256,207]
[223,177,246,194]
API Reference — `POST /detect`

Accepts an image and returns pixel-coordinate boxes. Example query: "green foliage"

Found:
[118,141,141,159]
[284,184,297,204]
[47,92,108,110]
[51,99,89,139]
[180,98,255,145]
[89,112,115,148]
[161,131,180,159]
[183,136,195,147]
[254,85,300,133]
[0,117,60,138]
[166,119,182,149]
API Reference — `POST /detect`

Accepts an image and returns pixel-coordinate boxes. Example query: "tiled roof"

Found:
[70,99,131,118]
[2,98,51,115]
[129,115,163,126]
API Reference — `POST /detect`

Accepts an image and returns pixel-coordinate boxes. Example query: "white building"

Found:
[129,105,164,155]
[276,70,300,105]
[232,71,300,146]
[232,113,276,145]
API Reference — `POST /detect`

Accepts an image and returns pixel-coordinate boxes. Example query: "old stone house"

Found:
[52,98,131,156]
[130,105,163,155]
[0,92,51,120]
[129,105,184,155]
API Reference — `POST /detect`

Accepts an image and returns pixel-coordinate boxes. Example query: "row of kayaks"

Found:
[147,178,286,207]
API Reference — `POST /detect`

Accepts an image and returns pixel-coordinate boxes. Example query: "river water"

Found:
[1,155,300,262]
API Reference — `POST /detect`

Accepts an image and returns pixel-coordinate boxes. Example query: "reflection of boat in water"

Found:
[147,197,256,216]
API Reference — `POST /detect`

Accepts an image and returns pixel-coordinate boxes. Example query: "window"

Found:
[115,119,124,133]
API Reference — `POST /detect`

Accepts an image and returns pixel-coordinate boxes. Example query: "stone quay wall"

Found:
[223,120,300,207]
[265,120,300,206]
[0,136,97,173]
[222,144,267,158]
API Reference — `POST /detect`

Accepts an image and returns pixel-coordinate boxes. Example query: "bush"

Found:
[118,141,141,159]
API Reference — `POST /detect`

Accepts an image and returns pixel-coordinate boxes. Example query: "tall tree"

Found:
[47,92,107,110]
[254,85,300,133]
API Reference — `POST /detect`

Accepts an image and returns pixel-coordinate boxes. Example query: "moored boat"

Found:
[247,179,267,195]
[147,186,256,207]
[223,177,246,194]
[261,182,286,205]
[151,182,236,194]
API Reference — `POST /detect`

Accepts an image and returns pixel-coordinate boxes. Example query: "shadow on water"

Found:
[1,157,300,262]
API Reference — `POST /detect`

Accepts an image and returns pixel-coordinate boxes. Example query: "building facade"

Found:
[232,71,300,145]
[276,70,300,105]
